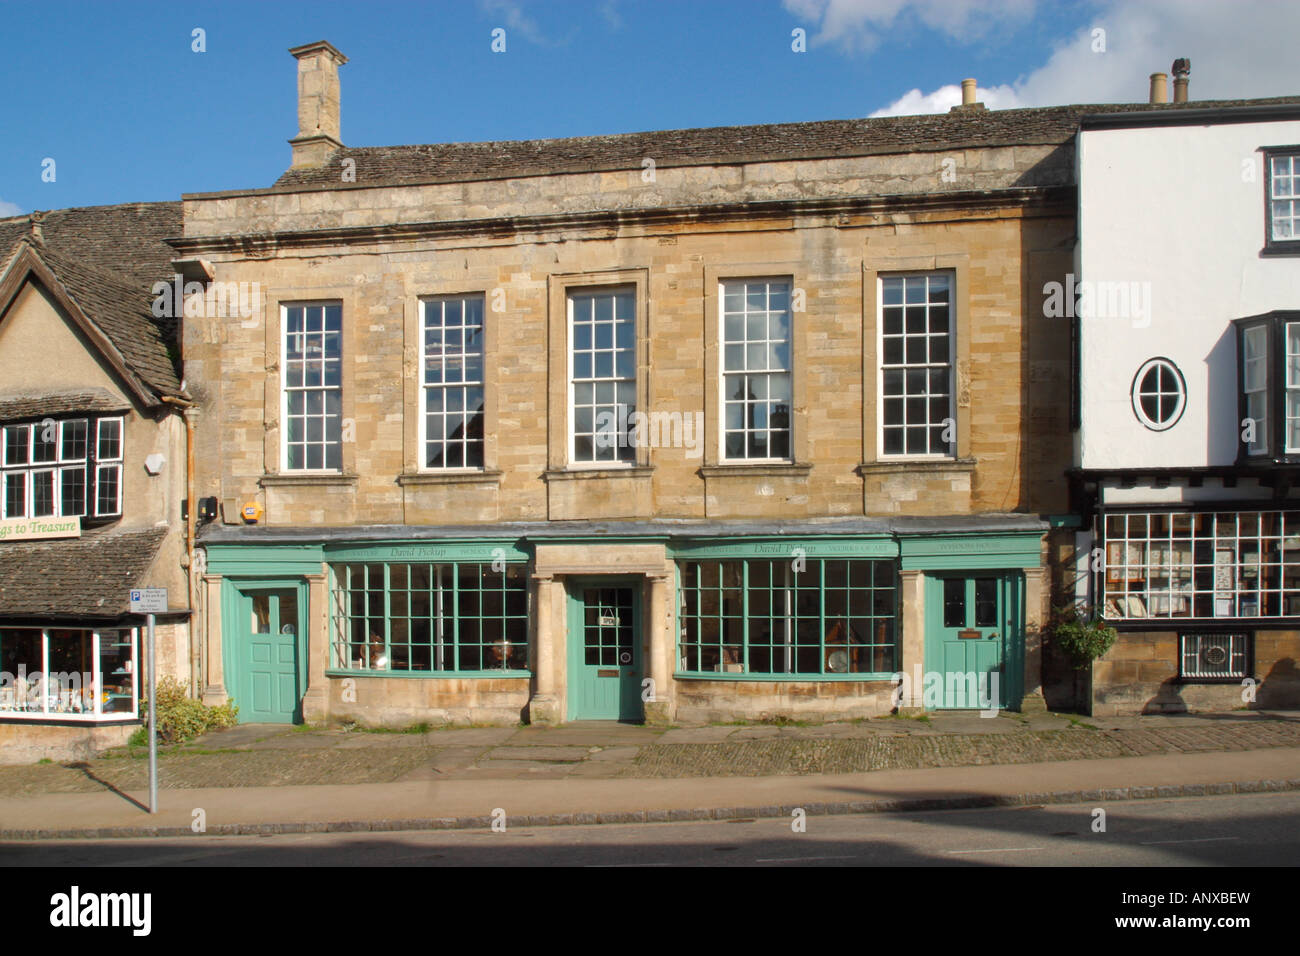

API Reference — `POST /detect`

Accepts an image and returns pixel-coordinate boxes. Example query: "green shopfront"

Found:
[198,519,1048,726]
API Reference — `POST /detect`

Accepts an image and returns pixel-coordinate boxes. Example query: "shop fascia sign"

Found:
[0,515,81,542]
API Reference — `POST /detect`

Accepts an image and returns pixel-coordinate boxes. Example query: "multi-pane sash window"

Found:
[721,279,792,460]
[1242,325,1269,455]
[880,274,954,456]
[283,303,342,471]
[1,416,121,520]
[329,562,529,672]
[1100,510,1300,620]
[1268,150,1299,244]
[570,287,636,464]
[678,558,897,676]
[422,295,485,469]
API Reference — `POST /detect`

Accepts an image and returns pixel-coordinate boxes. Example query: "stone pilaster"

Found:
[200,573,227,705]
[643,571,674,725]
[301,573,329,722]
[898,569,926,713]
[528,573,562,725]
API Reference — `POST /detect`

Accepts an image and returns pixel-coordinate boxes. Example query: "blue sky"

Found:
[1,0,1297,213]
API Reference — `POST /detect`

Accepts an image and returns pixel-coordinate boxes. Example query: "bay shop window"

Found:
[678,558,899,676]
[329,562,529,673]
[1100,510,1300,620]
[0,627,137,720]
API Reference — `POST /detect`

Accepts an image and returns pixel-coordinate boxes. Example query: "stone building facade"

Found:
[174,41,1096,728]
[0,204,195,762]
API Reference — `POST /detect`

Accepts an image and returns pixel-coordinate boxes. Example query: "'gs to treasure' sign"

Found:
[0,516,81,542]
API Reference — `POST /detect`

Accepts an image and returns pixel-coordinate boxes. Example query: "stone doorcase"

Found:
[528,543,675,725]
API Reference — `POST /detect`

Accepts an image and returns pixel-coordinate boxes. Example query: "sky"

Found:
[1,0,1298,215]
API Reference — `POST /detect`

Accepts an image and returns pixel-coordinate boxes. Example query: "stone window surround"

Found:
[262,288,356,478]
[545,267,652,473]
[402,285,499,480]
[702,262,809,469]
[863,255,971,464]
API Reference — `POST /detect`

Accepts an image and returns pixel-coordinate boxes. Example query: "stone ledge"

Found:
[543,466,654,482]
[699,462,813,478]
[259,473,359,488]
[397,470,502,487]
[857,458,977,476]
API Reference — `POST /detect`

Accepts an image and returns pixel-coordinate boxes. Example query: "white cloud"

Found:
[478,0,554,46]
[795,0,1300,116]
[0,199,23,218]
[785,0,1035,52]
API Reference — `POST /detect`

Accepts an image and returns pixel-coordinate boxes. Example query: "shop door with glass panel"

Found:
[924,574,1021,710]
[237,587,304,724]
[567,583,642,721]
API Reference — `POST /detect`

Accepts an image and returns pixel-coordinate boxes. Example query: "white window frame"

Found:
[1243,325,1270,456]
[567,286,637,469]
[877,272,956,460]
[1269,152,1300,243]
[281,302,343,472]
[419,294,486,471]
[93,417,123,517]
[0,627,139,721]
[1,417,110,520]
[718,278,794,463]
[1131,357,1187,432]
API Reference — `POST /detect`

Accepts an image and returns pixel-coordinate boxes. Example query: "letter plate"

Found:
[957,629,981,640]
[597,669,619,677]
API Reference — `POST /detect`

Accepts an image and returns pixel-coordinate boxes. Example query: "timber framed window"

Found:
[879,273,955,457]
[569,286,637,465]
[1179,633,1251,681]
[1233,311,1300,462]
[282,302,342,471]
[720,278,793,461]
[0,627,137,720]
[1099,510,1300,620]
[677,558,898,676]
[329,562,529,673]
[420,294,485,469]
[1264,147,1300,256]
[1,415,123,520]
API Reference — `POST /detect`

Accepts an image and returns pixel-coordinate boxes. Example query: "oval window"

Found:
[1131,358,1186,431]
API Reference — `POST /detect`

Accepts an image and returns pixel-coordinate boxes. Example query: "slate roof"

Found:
[0,202,184,401]
[272,96,1300,191]
[0,388,129,421]
[0,527,168,619]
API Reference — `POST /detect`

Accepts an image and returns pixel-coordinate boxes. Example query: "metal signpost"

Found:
[128,588,167,813]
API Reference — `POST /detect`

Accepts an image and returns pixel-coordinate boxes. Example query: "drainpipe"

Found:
[160,395,198,697]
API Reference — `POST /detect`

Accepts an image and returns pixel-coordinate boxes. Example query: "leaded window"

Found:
[329,562,529,673]
[880,273,954,457]
[1100,510,1300,620]
[422,295,485,469]
[283,303,342,471]
[721,279,792,460]
[678,558,898,675]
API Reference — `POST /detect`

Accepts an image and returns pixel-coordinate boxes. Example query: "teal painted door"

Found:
[238,588,302,723]
[567,583,643,721]
[924,574,1021,710]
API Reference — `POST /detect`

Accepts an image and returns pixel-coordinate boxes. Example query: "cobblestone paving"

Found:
[0,717,1297,795]
[625,723,1300,777]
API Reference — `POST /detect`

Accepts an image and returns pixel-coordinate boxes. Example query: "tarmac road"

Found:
[4,791,1297,867]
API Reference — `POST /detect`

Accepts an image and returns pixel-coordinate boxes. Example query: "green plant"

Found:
[1050,605,1118,669]
[139,677,240,745]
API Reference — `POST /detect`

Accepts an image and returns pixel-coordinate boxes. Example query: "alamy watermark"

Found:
[1043,274,1152,328]
[594,407,704,459]
[151,274,263,320]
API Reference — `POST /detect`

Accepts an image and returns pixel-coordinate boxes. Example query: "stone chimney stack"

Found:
[961,78,977,107]
[1172,58,1190,103]
[1149,72,1169,104]
[288,41,348,168]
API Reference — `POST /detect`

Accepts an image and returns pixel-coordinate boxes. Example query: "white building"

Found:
[1074,95,1300,713]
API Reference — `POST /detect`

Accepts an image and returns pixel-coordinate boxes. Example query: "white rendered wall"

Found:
[1077,119,1300,470]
